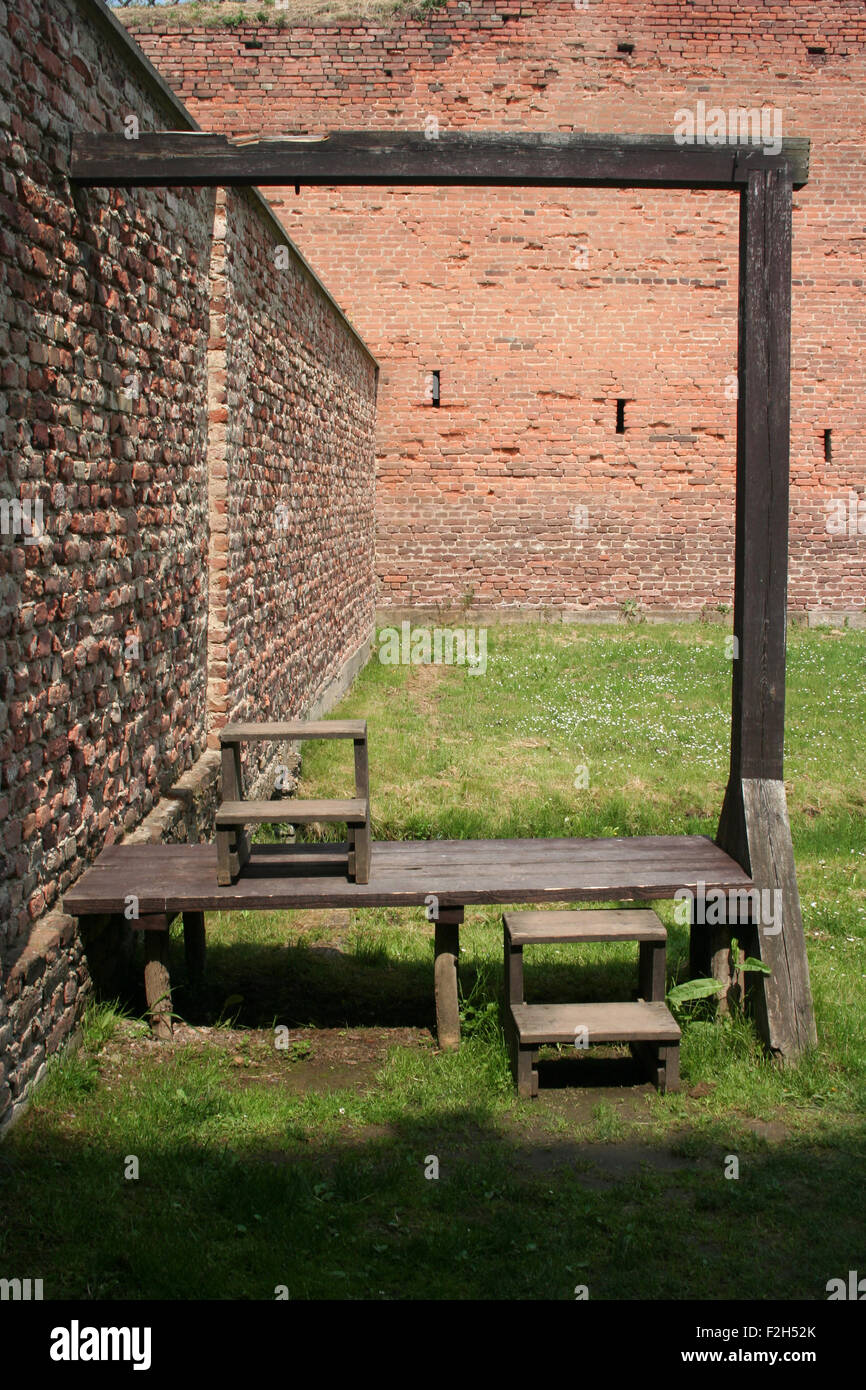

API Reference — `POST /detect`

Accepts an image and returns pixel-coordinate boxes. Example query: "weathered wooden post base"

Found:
[143,920,172,1040]
[434,906,464,1051]
[630,1040,680,1094]
[713,778,817,1060]
[510,1040,539,1099]
[140,911,209,1037]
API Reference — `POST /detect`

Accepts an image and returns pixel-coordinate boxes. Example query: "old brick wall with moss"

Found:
[0,0,376,1128]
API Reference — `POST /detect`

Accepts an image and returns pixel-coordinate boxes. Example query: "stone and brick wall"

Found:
[0,0,377,1129]
[211,185,377,788]
[0,0,213,1123]
[131,0,866,621]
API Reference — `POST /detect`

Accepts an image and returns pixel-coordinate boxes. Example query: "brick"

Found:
[1,0,376,1111]
[130,0,866,620]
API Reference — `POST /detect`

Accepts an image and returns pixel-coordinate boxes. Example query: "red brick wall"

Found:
[0,0,217,1120]
[211,185,377,778]
[0,0,376,1127]
[131,0,866,619]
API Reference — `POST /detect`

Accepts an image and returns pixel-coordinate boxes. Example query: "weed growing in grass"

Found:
[79,998,130,1050]
[590,1100,628,1141]
[619,598,643,624]
[458,963,501,1043]
[350,929,389,968]
[216,994,245,1027]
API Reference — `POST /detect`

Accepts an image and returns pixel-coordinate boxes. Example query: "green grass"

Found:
[113,0,436,31]
[1,622,864,1300]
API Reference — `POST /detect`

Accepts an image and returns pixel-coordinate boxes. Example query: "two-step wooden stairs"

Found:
[215,720,371,886]
[503,909,681,1098]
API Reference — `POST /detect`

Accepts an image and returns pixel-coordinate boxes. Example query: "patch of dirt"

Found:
[101,1021,434,1092]
[514,1141,695,1186]
[526,1085,657,1129]
[402,659,447,719]
[735,1117,791,1142]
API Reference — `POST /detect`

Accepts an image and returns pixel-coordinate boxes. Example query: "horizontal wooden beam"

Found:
[70,130,810,190]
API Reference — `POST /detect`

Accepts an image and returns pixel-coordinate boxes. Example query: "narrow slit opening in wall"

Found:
[617,42,635,54]
[431,370,441,407]
[824,428,832,462]
[616,398,626,433]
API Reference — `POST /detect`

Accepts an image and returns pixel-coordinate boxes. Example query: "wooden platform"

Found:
[64,834,749,1050]
[504,909,667,945]
[219,720,367,742]
[510,1001,681,1046]
[215,799,368,827]
[64,835,750,916]
[216,718,371,887]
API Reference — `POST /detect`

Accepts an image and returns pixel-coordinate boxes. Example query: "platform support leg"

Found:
[183,910,206,991]
[631,1039,679,1093]
[659,1044,680,1094]
[353,818,371,884]
[434,906,463,1051]
[503,933,524,1009]
[352,736,372,884]
[511,1040,538,1100]
[144,926,172,1040]
[219,744,249,885]
[639,939,666,1002]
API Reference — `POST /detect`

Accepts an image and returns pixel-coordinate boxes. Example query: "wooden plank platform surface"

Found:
[511,1001,681,1045]
[504,909,666,944]
[220,720,366,742]
[215,798,367,826]
[64,835,751,916]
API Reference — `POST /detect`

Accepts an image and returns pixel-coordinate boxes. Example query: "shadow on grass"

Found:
[2,1095,864,1301]
[111,935,650,1035]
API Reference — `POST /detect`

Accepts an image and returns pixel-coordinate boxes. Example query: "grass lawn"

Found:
[1,621,864,1300]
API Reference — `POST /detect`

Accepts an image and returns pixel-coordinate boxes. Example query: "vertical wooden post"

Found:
[503,922,537,1098]
[217,738,249,884]
[352,733,372,883]
[144,927,172,1040]
[183,910,206,991]
[434,905,463,1051]
[638,939,666,1003]
[503,936,524,1009]
[714,168,816,1058]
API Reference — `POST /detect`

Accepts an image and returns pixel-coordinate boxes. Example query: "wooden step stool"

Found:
[215,720,371,886]
[503,909,681,1098]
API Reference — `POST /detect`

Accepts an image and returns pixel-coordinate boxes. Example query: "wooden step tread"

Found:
[510,1001,680,1045]
[220,720,366,743]
[504,909,665,945]
[216,798,368,826]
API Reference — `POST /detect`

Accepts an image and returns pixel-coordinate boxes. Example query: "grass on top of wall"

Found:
[1,620,864,1300]
[112,0,442,31]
